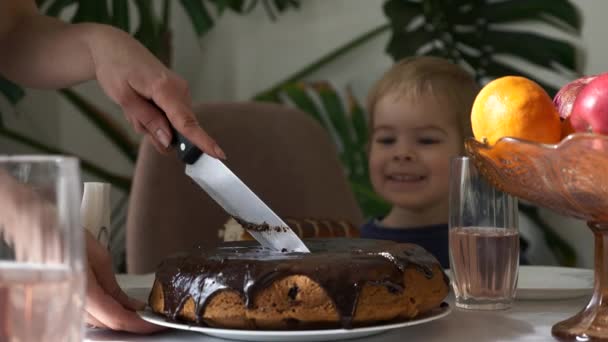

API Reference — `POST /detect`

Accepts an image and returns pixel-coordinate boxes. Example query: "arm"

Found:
[0,0,226,158]
[0,1,94,88]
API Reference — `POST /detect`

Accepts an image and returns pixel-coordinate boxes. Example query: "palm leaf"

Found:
[310,82,359,175]
[0,78,25,107]
[383,0,582,96]
[278,83,323,124]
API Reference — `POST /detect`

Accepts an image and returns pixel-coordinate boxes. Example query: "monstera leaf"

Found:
[383,0,581,95]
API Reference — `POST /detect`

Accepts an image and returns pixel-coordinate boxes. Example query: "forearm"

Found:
[0,12,98,89]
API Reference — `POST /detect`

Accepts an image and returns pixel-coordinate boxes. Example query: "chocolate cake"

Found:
[149,238,449,330]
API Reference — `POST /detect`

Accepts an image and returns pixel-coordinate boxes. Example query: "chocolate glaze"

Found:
[234,217,288,233]
[154,238,446,328]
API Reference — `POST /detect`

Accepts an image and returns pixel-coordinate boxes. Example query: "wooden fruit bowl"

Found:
[466,133,608,341]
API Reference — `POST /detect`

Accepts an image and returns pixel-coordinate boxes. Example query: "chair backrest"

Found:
[126,102,364,273]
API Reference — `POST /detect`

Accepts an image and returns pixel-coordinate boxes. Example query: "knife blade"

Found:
[171,127,310,253]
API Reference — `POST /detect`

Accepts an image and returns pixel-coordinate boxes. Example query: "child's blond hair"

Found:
[367,56,479,139]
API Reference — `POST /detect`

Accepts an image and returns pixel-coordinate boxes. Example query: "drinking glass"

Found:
[448,156,519,310]
[0,156,85,341]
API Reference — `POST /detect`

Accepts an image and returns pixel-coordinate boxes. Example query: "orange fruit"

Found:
[471,76,562,145]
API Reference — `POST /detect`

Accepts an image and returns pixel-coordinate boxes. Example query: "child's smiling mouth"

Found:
[386,174,426,182]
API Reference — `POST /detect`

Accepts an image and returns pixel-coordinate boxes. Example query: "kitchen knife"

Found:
[171,128,310,253]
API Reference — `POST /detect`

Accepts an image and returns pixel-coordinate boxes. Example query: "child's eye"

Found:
[375,137,396,145]
[418,138,440,145]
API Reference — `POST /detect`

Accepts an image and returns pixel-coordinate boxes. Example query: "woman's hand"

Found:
[86,25,226,158]
[84,230,164,333]
[0,0,226,158]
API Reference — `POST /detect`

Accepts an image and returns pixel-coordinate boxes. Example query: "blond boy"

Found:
[361,56,479,267]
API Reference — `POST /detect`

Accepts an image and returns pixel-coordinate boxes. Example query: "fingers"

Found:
[119,87,172,154]
[86,232,142,310]
[86,268,164,334]
[84,232,164,333]
[149,75,227,159]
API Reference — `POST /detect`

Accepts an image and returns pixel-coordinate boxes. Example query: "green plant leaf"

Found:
[46,0,77,17]
[59,89,138,162]
[180,0,214,37]
[211,0,235,15]
[272,0,300,12]
[383,0,581,95]
[133,0,162,55]
[351,179,390,219]
[480,0,581,32]
[456,30,576,71]
[482,59,559,96]
[0,77,25,105]
[111,0,130,32]
[385,26,435,62]
[345,87,369,179]
[311,82,359,174]
[280,83,323,124]
[383,0,421,29]
[72,1,111,23]
[518,203,577,266]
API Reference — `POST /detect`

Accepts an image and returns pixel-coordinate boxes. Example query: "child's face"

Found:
[369,92,464,212]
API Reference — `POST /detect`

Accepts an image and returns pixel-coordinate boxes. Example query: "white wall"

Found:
[4,0,608,268]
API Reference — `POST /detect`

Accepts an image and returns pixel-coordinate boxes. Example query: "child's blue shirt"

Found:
[360,220,450,268]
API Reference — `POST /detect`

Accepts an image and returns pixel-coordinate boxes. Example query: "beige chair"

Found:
[126,102,364,273]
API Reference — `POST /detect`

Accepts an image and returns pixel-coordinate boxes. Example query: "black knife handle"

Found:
[146,99,202,164]
[170,126,202,164]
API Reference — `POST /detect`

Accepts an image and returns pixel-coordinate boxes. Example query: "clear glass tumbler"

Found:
[449,156,519,310]
[0,156,85,341]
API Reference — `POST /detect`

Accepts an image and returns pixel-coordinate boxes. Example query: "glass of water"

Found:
[0,156,85,341]
[449,156,519,310]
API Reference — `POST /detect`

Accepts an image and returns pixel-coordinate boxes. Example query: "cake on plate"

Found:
[148,238,448,330]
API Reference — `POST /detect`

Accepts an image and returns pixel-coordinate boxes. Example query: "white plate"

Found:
[445,266,593,300]
[516,266,593,300]
[137,303,451,342]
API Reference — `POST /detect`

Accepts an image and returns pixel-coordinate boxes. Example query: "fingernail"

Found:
[155,129,171,148]
[213,145,227,160]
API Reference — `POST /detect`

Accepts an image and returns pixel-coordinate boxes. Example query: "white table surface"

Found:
[85,272,590,342]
